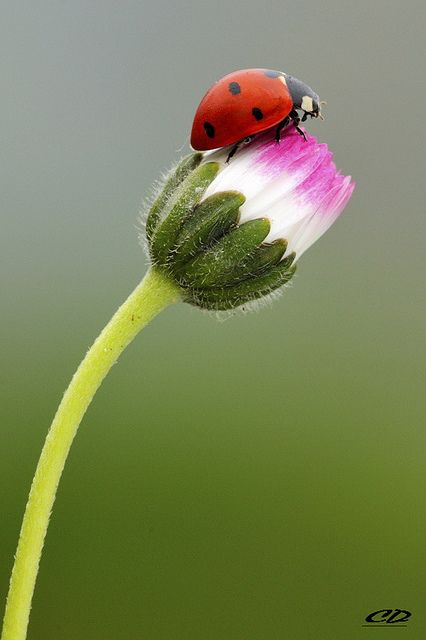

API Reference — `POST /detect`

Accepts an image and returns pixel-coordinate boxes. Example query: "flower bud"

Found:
[143,129,354,311]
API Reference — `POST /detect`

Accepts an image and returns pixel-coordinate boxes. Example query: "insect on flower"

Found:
[190,68,325,161]
[1,64,354,640]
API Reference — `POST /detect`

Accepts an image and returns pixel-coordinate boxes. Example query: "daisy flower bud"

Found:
[145,128,354,311]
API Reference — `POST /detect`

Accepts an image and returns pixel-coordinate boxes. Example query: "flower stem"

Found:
[1,267,181,640]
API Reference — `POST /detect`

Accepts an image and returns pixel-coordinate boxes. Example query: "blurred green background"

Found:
[1,1,425,638]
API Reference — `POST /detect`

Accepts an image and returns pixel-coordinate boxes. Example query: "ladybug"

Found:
[191,68,323,161]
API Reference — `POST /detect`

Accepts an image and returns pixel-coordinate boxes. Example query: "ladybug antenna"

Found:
[318,100,327,121]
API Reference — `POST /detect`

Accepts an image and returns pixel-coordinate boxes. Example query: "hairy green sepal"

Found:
[172,191,245,268]
[146,153,203,241]
[176,218,271,287]
[185,255,296,311]
[150,161,220,265]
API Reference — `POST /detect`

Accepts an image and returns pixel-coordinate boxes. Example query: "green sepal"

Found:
[171,191,245,269]
[150,161,220,265]
[278,251,296,271]
[185,256,297,310]
[209,238,288,287]
[178,218,271,288]
[146,153,203,242]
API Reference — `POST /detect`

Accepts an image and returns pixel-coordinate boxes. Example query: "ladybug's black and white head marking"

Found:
[284,74,321,120]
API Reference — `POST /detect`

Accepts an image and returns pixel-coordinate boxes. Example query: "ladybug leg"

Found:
[226,144,239,163]
[295,125,307,140]
[226,136,254,163]
[290,110,307,141]
[226,141,243,163]
[274,117,290,143]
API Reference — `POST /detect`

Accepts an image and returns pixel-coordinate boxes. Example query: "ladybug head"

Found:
[285,75,322,121]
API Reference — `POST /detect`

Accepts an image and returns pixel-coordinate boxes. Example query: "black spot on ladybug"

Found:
[252,107,264,121]
[264,70,282,78]
[228,81,241,95]
[203,121,215,138]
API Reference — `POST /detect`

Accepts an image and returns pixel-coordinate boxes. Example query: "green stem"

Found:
[1,267,181,640]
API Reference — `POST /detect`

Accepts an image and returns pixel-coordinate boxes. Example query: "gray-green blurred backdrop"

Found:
[1,1,425,638]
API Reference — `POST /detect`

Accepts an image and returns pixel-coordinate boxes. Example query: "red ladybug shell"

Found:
[191,69,293,151]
